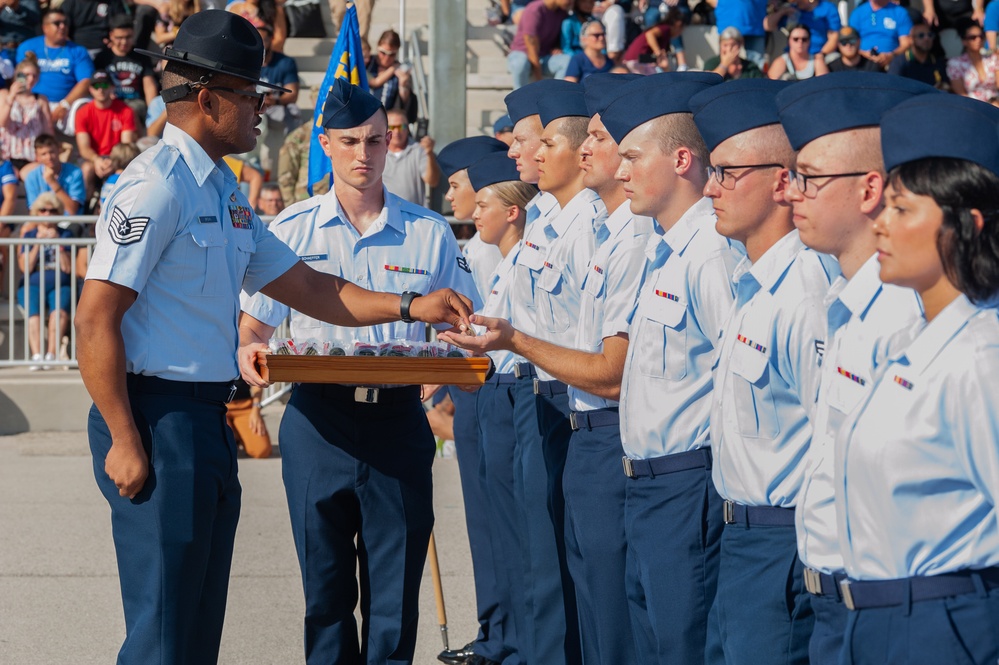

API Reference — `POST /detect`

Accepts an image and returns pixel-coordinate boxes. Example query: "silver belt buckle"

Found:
[839,579,856,610]
[532,378,541,395]
[354,387,380,403]
[569,412,580,431]
[514,364,525,379]
[803,568,823,596]
[723,500,736,524]
[621,456,635,478]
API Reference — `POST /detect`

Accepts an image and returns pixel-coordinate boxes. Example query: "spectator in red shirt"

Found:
[508,0,574,89]
[75,70,136,206]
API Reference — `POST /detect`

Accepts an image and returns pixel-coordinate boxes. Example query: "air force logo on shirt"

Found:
[108,206,151,245]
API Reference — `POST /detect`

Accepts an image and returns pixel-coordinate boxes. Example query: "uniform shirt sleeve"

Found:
[949,343,999,506]
[777,294,826,418]
[240,283,291,328]
[241,212,301,297]
[85,177,182,293]
[601,233,647,339]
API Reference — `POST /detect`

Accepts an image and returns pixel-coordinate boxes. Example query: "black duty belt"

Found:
[126,373,236,404]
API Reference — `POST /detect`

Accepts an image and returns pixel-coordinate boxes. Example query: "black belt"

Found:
[723,500,796,526]
[514,362,537,380]
[622,447,712,478]
[486,372,518,385]
[569,407,619,431]
[126,373,236,404]
[840,568,999,611]
[533,378,567,396]
[296,383,421,404]
[804,568,845,599]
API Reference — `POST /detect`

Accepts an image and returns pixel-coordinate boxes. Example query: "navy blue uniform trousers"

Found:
[280,383,435,665]
[708,521,814,665]
[511,375,572,665]
[625,452,722,664]
[533,384,581,664]
[88,391,240,665]
[809,590,847,665]
[449,386,509,662]
[476,374,532,665]
[562,409,636,665]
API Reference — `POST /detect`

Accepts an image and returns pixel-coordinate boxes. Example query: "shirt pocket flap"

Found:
[518,245,546,271]
[731,342,769,385]
[583,267,605,297]
[644,296,686,328]
[189,223,224,248]
[827,370,868,414]
[537,264,563,293]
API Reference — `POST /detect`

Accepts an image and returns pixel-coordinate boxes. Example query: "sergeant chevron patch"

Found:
[108,206,151,245]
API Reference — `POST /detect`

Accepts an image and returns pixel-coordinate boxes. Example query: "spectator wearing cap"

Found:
[705,0,768,68]
[775,71,935,665]
[493,114,514,145]
[704,27,765,79]
[75,70,137,206]
[888,21,950,89]
[764,0,841,57]
[435,137,514,665]
[382,107,440,206]
[239,76,480,665]
[849,0,913,70]
[508,0,574,89]
[947,18,998,101]
[827,26,883,72]
[565,18,614,81]
[443,72,654,665]
[767,23,830,80]
[93,14,159,126]
[695,76,835,665]
[16,8,94,133]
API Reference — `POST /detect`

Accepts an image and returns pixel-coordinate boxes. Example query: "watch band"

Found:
[400,291,421,323]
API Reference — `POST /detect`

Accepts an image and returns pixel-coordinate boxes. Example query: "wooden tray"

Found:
[259,353,491,385]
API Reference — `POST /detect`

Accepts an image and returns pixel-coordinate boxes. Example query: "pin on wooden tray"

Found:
[256,351,492,385]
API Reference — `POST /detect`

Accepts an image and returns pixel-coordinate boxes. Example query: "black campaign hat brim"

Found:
[136,47,291,94]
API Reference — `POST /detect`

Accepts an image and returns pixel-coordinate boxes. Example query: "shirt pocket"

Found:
[637,296,687,380]
[183,223,228,297]
[233,229,256,283]
[583,266,605,299]
[381,266,433,294]
[536,262,570,335]
[730,341,780,440]
[518,244,546,271]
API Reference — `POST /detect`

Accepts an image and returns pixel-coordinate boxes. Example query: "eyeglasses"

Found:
[46,19,67,26]
[388,123,407,131]
[839,38,858,46]
[588,32,606,38]
[787,169,868,196]
[964,33,984,41]
[790,36,810,42]
[706,163,783,188]
[209,86,266,112]
[378,48,398,57]
[36,208,60,214]
[913,31,934,39]
[92,81,112,89]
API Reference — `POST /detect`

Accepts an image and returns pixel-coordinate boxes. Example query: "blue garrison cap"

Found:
[437,136,509,178]
[582,73,642,117]
[775,72,937,150]
[493,114,514,134]
[538,87,588,127]
[881,93,999,175]
[468,151,526,190]
[689,79,792,151]
[601,72,723,144]
[321,78,384,129]
[505,79,578,124]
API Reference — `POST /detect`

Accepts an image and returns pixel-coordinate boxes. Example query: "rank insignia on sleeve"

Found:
[108,206,151,245]
[814,339,826,358]
[456,256,471,273]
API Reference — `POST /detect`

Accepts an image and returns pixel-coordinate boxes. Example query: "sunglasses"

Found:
[965,33,984,40]
[209,86,266,112]
[92,81,112,89]
[378,48,398,57]
[913,31,934,39]
[588,32,606,38]
[839,38,859,46]
[46,19,67,26]
[388,123,407,131]
[790,36,810,42]
[36,208,60,214]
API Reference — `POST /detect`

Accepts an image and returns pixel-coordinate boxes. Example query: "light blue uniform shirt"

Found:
[462,231,503,303]
[241,187,480,345]
[510,191,560,338]
[570,201,654,413]
[796,254,923,574]
[711,230,838,507]
[836,295,999,581]
[517,188,606,381]
[479,241,525,375]
[86,123,300,382]
[620,198,743,460]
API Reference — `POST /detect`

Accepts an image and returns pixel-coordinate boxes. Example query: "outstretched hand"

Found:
[410,289,475,331]
[437,314,515,353]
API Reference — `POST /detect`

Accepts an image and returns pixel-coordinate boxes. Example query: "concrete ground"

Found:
[0,406,480,664]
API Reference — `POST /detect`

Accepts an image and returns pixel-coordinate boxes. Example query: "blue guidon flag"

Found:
[108,206,150,245]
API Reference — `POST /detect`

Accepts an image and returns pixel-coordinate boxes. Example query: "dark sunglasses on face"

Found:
[37,208,60,214]
[47,19,67,26]
[965,33,984,41]
[913,31,934,39]
[92,81,112,90]
[840,38,858,46]
[790,36,810,42]
[210,86,266,112]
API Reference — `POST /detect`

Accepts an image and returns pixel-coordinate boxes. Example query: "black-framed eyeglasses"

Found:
[787,169,868,195]
[588,31,607,38]
[36,208,61,214]
[706,163,784,188]
[209,86,266,112]
[46,19,67,26]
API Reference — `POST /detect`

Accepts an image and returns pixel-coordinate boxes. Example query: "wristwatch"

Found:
[400,291,421,323]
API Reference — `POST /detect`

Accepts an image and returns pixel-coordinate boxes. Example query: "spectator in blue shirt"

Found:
[561,0,595,54]
[985,0,999,50]
[0,158,19,295]
[849,0,913,69]
[24,134,85,215]
[765,0,841,56]
[16,9,94,133]
[564,18,614,80]
[707,0,769,67]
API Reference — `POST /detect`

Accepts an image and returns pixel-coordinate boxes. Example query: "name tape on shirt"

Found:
[385,265,430,275]
[300,254,329,262]
[108,206,150,245]
[228,204,254,230]
[199,215,218,224]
